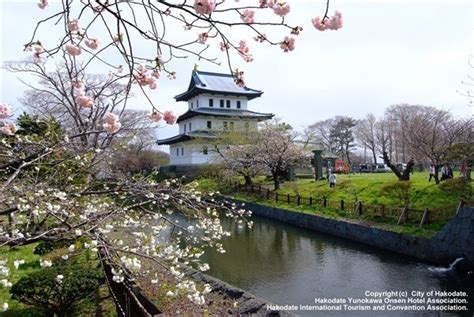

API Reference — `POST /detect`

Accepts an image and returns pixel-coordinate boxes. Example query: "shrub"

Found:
[33,240,72,255]
[438,178,472,200]
[10,265,104,316]
[380,181,412,207]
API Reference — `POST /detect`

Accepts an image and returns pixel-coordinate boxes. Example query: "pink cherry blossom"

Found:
[280,36,295,52]
[237,40,253,62]
[241,10,255,24]
[85,38,100,50]
[0,123,17,136]
[65,44,81,56]
[234,70,245,87]
[75,95,94,108]
[145,77,158,89]
[102,112,121,134]
[273,1,290,17]
[220,42,230,51]
[328,11,343,30]
[149,112,162,122]
[197,33,208,44]
[312,11,343,31]
[163,111,177,125]
[68,19,81,32]
[194,0,216,15]
[37,0,48,9]
[260,0,275,8]
[0,103,12,120]
[311,17,325,31]
[151,70,160,78]
[238,40,249,55]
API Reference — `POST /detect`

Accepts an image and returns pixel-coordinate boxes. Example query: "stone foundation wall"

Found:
[183,267,294,316]
[237,200,474,270]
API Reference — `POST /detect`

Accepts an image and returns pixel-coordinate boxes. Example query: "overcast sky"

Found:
[1,0,472,145]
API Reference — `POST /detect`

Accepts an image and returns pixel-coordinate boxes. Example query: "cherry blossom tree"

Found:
[254,122,307,190]
[0,0,344,311]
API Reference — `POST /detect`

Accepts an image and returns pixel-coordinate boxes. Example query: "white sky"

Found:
[1,0,473,146]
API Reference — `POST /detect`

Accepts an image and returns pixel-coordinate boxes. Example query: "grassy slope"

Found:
[255,172,465,210]
[195,172,470,238]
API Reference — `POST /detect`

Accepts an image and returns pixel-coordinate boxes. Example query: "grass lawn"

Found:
[0,244,116,317]
[195,172,472,238]
[255,172,469,210]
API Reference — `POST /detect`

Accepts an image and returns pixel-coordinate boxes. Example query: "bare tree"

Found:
[355,113,378,164]
[305,118,335,152]
[329,116,356,165]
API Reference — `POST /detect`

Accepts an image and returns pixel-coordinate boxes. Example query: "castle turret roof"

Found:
[176,108,274,123]
[174,71,263,101]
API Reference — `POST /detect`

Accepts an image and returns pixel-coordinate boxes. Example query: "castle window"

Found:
[196,100,199,108]
[229,122,234,130]
[220,99,224,108]
[207,121,212,129]
[191,102,193,109]
[181,147,184,156]
[189,122,191,131]
[226,100,231,108]
[176,148,179,156]
[237,101,241,109]
[203,146,208,155]
[184,124,187,133]
[209,98,214,107]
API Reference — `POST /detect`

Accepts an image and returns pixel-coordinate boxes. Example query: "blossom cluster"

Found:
[0,103,16,136]
[134,64,159,90]
[312,11,344,31]
[102,112,121,134]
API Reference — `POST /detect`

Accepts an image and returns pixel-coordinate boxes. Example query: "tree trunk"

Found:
[381,152,414,181]
[244,175,253,186]
[272,171,280,191]
[434,165,440,184]
[372,149,377,165]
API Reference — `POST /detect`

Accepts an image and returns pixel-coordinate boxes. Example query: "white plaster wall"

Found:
[179,117,259,134]
[169,142,217,165]
[187,94,249,110]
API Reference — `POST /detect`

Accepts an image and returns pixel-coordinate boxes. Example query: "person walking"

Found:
[329,173,337,188]
[440,164,450,181]
[428,164,436,182]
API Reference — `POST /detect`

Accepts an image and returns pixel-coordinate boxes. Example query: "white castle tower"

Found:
[157,70,274,166]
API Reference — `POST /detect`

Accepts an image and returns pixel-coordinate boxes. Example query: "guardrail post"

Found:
[357,202,363,216]
[456,200,464,215]
[287,194,290,204]
[340,200,345,211]
[297,195,301,205]
[323,197,327,207]
[419,208,429,227]
[380,205,385,217]
[309,197,313,206]
[397,206,408,225]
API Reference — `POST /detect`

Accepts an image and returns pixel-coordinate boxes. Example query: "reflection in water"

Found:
[197,216,474,317]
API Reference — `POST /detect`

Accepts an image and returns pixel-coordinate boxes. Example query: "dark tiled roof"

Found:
[176,108,274,123]
[175,71,263,101]
[156,130,219,145]
[156,134,191,145]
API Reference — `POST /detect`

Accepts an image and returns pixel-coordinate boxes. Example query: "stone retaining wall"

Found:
[183,267,294,316]
[236,200,474,270]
